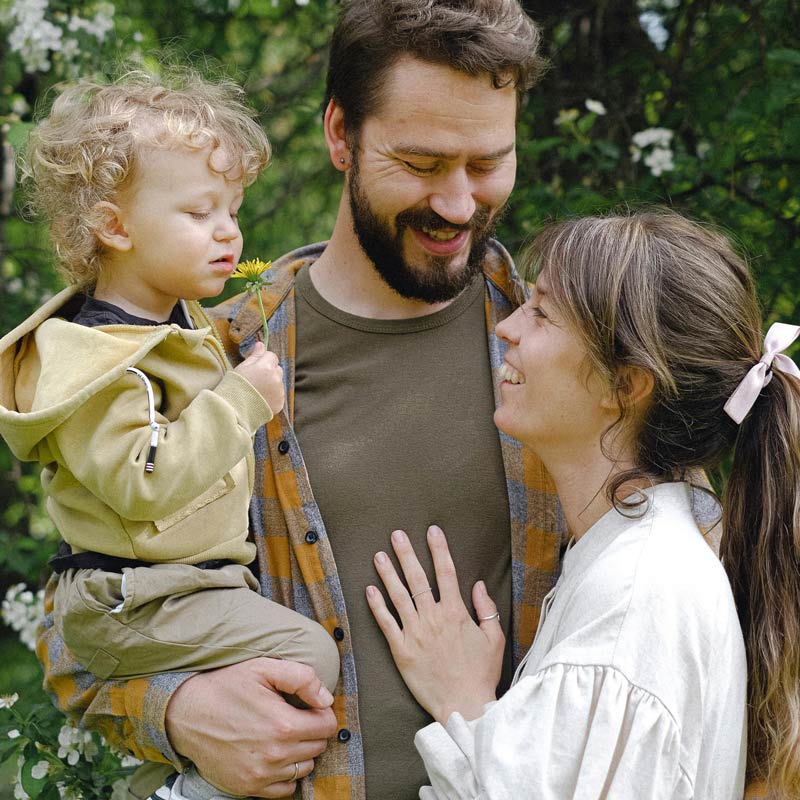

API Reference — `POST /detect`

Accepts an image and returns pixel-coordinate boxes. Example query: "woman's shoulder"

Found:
[542,482,744,690]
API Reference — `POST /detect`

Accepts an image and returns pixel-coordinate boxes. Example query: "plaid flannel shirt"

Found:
[36,240,720,798]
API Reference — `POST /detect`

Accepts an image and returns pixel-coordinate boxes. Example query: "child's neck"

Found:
[93,275,178,322]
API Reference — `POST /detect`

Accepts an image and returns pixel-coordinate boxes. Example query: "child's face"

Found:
[110,144,244,316]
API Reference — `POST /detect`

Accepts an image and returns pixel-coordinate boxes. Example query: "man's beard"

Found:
[347,156,502,304]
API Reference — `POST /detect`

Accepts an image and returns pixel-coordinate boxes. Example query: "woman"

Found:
[366,210,800,799]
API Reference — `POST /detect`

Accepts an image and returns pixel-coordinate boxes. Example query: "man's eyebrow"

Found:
[393,143,515,161]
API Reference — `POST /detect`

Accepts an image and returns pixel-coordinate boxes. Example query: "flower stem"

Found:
[256,288,269,349]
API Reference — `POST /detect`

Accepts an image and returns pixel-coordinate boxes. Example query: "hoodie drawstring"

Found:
[125,367,159,473]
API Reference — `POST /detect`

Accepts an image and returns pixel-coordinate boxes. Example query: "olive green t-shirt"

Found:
[293,264,512,799]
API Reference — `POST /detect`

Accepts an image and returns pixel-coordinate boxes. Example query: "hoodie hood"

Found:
[0,286,212,461]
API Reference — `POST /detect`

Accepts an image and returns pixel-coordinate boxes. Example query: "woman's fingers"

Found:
[426,525,463,610]
[366,584,403,650]
[472,580,505,646]
[373,548,418,622]
[390,529,436,609]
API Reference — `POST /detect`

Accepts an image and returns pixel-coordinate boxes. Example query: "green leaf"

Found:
[20,757,48,800]
[767,49,800,66]
[4,122,34,150]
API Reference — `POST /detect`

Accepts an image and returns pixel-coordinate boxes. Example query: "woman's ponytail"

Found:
[722,370,800,796]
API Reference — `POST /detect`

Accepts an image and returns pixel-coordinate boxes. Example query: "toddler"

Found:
[0,69,339,800]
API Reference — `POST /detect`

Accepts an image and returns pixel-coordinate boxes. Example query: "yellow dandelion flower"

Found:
[229,258,273,346]
[230,259,272,280]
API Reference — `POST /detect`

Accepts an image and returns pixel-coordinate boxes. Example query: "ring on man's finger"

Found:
[291,762,299,781]
[479,611,500,622]
[411,587,433,600]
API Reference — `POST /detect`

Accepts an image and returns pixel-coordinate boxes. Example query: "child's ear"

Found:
[601,366,655,411]
[92,201,132,252]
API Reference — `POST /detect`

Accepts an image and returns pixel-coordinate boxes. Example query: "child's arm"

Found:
[49,350,277,523]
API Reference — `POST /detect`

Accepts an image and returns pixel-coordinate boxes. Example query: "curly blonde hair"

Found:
[22,67,271,286]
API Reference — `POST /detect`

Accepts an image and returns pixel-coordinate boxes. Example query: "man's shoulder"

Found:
[481,238,524,304]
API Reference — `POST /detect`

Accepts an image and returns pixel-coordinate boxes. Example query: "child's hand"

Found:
[235,341,285,414]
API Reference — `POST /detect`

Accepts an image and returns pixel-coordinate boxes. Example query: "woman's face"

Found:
[494,276,616,457]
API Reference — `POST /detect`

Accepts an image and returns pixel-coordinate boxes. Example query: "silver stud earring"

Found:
[339,157,346,165]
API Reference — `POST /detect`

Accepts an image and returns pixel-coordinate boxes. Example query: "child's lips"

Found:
[212,255,235,274]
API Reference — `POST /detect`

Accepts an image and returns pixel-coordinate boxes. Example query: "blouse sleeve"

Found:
[415,662,693,800]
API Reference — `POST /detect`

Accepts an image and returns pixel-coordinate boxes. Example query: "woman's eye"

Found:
[523,304,546,319]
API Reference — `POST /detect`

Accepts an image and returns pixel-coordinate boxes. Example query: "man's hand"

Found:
[165,658,337,798]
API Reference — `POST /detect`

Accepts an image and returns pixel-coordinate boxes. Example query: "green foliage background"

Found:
[0,0,798,789]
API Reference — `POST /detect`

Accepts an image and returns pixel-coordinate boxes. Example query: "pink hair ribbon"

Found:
[723,323,800,424]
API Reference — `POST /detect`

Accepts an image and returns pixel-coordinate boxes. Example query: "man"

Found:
[38,1,556,797]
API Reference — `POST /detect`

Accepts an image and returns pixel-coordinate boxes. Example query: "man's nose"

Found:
[428,171,477,226]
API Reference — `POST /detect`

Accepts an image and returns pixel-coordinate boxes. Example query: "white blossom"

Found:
[630,128,676,176]
[31,761,50,780]
[585,98,607,115]
[57,723,99,765]
[696,141,712,159]
[639,10,669,51]
[0,693,20,709]
[10,96,30,116]
[13,755,29,800]
[632,127,674,148]
[56,781,83,800]
[67,4,115,41]
[8,729,21,738]
[644,146,675,175]
[2,584,45,651]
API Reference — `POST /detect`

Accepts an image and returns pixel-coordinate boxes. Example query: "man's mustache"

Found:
[395,205,493,232]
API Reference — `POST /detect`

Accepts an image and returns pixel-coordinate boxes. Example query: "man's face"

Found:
[345,57,518,303]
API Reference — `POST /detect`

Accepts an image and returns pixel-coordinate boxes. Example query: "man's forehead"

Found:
[373,56,516,119]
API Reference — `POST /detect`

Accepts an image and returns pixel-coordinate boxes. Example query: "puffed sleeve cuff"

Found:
[212,370,274,435]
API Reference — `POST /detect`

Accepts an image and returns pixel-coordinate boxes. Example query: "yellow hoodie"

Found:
[0,286,272,564]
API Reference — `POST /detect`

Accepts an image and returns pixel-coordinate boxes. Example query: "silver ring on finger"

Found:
[411,586,433,600]
[479,612,500,622]
[291,762,299,781]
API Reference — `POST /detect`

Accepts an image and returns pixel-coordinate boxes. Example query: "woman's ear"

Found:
[601,366,655,411]
[92,201,132,252]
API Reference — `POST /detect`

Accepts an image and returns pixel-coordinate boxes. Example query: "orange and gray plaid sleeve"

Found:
[36,574,190,768]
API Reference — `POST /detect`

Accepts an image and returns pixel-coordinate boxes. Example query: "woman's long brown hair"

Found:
[525,209,800,796]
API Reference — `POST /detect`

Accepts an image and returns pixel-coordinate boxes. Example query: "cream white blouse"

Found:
[415,482,747,799]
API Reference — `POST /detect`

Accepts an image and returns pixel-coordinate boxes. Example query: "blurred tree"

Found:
[0,0,797,794]
[0,0,797,627]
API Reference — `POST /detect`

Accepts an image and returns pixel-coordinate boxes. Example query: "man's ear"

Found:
[323,99,350,172]
[601,366,655,411]
[92,201,132,252]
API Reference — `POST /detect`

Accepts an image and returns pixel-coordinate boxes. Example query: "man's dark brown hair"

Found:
[324,0,546,138]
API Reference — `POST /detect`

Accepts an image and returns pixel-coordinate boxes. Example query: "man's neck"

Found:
[309,196,461,320]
